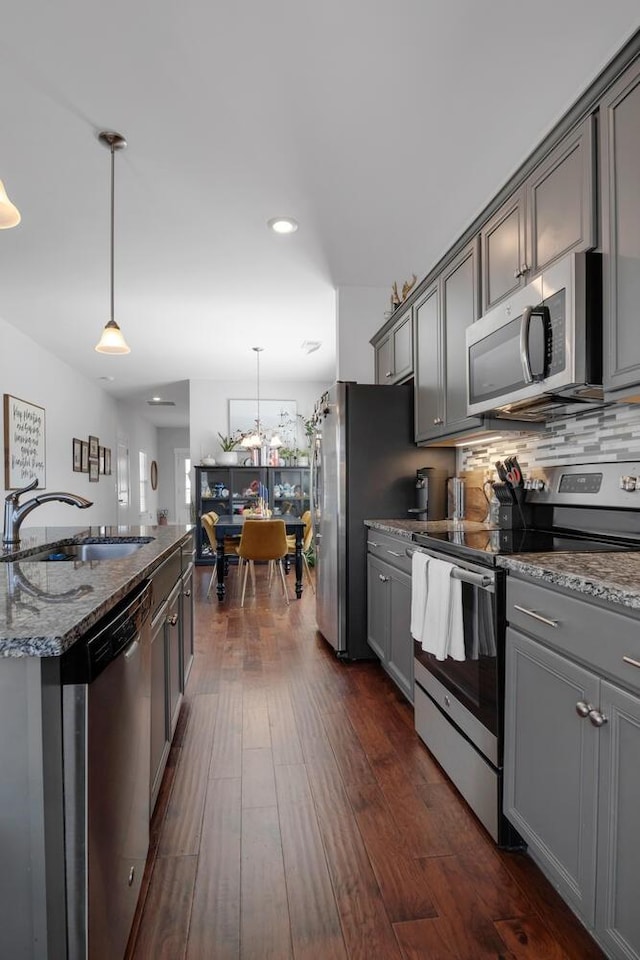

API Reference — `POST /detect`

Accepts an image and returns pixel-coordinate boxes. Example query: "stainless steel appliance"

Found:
[408,467,449,521]
[61,580,153,960]
[313,381,454,659]
[412,461,640,845]
[466,251,603,421]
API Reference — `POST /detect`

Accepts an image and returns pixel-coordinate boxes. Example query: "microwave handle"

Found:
[520,305,548,384]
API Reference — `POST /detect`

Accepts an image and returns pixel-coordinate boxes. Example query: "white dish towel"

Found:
[421,557,466,661]
[410,551,430,644]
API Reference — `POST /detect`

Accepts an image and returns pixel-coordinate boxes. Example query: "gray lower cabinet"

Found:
[366,534,413,701]
[181,563,194,690]
[150,601,170,813]
[415,237,483,442]
[374,307,413,384]
[505,575,640,960]
[601,59,640,397]
[481,116,595,314]
[166,579,183,738]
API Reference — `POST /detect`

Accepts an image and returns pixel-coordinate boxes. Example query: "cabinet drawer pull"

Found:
[378,574,389,583]
[183,589,192,598]
[588,708,608,728]
[368,541,379,548]
[433,417,444,425]
[623,655,640,669]
[513,604,558,628]
[386,550,402,557]
[167,613,179,626]
[576,700,594,718]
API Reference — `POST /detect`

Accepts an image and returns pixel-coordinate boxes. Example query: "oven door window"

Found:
[419,582,498,735]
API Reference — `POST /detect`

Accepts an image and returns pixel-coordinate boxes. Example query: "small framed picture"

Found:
[81,441,89,473]
[88,435,99,459]
[89,460,99,482]
[98,446,105,474]
[104,447,111,475]
[72,438,82,472]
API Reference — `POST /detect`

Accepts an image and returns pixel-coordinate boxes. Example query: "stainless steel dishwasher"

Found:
[61,580,153,960]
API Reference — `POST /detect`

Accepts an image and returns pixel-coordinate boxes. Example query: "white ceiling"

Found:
[2,1,639,422]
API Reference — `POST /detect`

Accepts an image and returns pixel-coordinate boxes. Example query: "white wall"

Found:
[336,286,390,383]
[115,401,159,526]
[189,378,330,466]
[0,316,119,528]
[157,427,189,522]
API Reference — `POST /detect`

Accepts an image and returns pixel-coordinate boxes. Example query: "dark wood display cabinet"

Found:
[195,465,310,563]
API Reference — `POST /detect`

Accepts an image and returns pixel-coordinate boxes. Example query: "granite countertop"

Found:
[0,524,193,658]
[498,552,640,611]
[365,518,493,540]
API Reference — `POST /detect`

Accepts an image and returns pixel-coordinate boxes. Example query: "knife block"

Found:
[494,485,530,529]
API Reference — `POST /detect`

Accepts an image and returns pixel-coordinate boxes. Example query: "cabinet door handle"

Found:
[575,700,594,718]
[386,550,402,557]
[183,589,192,598]
[385,371,393,378]
[521,262,530,275]
[514,268,523,280]
[378,574,389,583]
[623,655,640,669]
[513,604,558,628]
[368,541,379,548]
[588,708,608,728]
[167,613,178,626]
[433,417,444,425]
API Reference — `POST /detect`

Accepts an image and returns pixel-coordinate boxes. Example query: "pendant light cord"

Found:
[110,142,115,323]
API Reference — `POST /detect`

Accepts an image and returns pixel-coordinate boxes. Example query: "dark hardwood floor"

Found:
[127,566,605,960]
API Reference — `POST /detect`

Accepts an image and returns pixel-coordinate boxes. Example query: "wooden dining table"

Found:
[212,515,306,601]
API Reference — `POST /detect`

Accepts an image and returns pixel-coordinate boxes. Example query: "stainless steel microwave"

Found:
[466,252,603,421]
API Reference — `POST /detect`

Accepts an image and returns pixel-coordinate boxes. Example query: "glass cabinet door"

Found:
[228,468,265,514]
[271,468,310,518]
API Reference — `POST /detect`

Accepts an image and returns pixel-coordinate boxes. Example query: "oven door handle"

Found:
[406,547,494,589]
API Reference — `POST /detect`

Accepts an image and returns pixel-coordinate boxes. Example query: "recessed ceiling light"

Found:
[99,375,115,382]
[301,340,322,354]
[267,217,298,234]
[152,396,162,402]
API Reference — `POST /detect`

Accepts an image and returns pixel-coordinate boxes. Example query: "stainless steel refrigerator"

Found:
[312,381,454,659]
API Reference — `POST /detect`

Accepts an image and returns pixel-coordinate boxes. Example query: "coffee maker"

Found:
[408,467,448,521]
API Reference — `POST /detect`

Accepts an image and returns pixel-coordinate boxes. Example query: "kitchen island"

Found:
[0,524,193,960]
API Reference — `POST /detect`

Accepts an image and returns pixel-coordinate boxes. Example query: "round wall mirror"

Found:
[150,460,158,490]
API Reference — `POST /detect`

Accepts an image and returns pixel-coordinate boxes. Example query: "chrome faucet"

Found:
[3,478,93,548]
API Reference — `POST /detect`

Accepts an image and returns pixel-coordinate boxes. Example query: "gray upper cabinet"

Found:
[600,59,640,397]
[415,238,482,442]
[375,308,413,384]
[481,188,526,312]
[481,116,595,314]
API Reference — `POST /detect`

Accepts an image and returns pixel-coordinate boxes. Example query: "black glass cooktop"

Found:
[413,527,640,565]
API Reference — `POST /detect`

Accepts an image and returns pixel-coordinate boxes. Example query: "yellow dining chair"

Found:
[286,510,315,594]
[237,519,290,607]
[201,513,240,598]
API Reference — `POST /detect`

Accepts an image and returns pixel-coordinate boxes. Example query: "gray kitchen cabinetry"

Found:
[505,575,640,960]
[166,579,183,738]
[481,116,595,313]
[181,562,194,690]
[366,531,413,701]
[415,237,483,442]
[600,59,640,397]
[150,600,170,813]
[374,308,413,384]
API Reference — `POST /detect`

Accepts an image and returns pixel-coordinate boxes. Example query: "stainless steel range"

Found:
[411,461,640,846]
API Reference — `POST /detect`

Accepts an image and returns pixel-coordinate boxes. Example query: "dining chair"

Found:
[201,513,240,598]
[237,519,290,607]
[286,510,315,594]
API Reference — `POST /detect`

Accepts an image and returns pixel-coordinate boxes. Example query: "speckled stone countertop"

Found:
[365,518,493,540]
[0,524,193,658]
[498,552,640,611]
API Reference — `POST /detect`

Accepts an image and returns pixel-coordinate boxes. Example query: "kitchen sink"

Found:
[22,537,155,562]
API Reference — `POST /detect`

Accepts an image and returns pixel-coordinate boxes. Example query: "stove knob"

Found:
[620,475,637,492]
[531,479,546,492]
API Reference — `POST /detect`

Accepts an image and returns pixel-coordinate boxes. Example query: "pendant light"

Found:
[95,131,130,355]
[0,179,21,228]
[242,347,264,449]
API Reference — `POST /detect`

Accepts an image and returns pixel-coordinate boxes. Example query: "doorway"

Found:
[116,438,130,525]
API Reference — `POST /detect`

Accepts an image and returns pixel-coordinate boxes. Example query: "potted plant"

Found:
[217,432,242,465]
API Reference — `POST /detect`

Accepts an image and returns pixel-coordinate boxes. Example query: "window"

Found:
[184,457,191,506]
[139,450,148,514]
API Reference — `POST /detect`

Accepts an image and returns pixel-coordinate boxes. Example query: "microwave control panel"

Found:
[543,288,566,376]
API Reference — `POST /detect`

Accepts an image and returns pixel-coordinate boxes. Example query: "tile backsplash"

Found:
[459,401,640,476]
